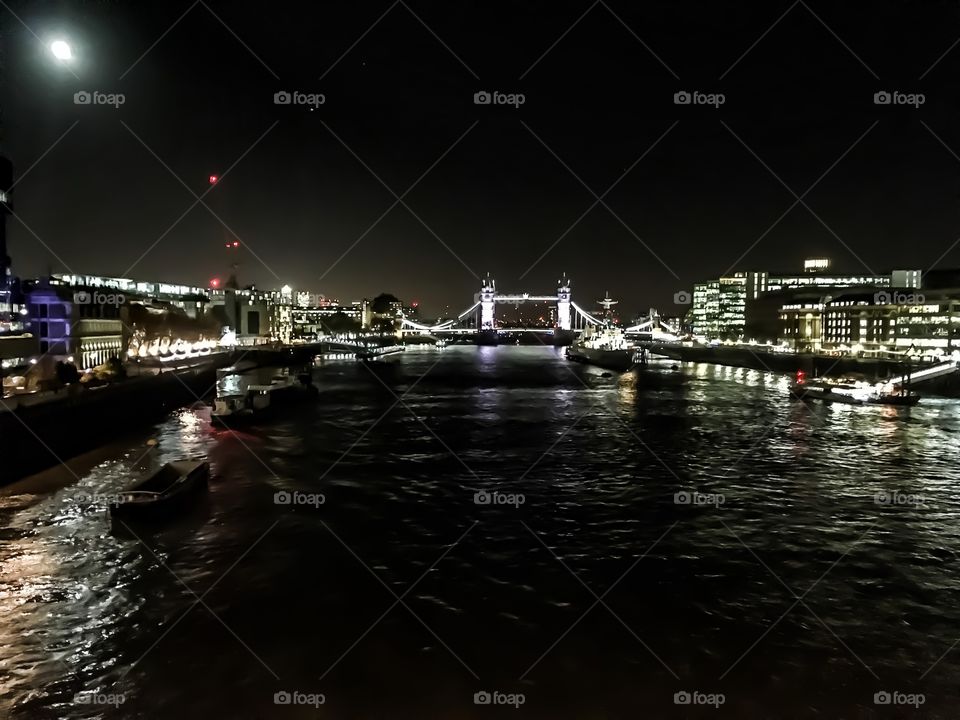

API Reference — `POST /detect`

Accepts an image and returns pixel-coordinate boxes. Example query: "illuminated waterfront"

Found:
[3,347,960,717]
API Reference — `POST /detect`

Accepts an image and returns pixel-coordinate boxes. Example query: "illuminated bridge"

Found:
[623,310,682,342]
[399,274,607,341]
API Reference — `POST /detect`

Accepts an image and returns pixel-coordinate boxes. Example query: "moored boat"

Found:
[246,371,315,401]
[211,371,316,425]
[211,392,265,425]
[789,372,920,406]
[109,459,209,519]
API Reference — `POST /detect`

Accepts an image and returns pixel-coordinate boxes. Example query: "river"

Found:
[2,346,959,718]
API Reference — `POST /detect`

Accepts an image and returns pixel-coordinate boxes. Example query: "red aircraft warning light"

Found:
[210,278,221,289]
[209,175,219,185]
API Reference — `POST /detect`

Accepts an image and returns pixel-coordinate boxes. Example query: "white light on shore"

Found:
[50,40,73,61]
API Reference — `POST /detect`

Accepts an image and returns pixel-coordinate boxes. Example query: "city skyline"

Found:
[7,5,960,718]
[4,1,960,314]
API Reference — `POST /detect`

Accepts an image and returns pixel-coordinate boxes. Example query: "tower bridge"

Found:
[398,275,682,344]
[399,274,606,343]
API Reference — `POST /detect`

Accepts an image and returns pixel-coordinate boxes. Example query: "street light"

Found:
[49,39,73,62]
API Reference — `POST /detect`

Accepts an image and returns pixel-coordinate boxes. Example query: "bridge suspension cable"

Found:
[623,316,681,337]
[570,302,604,327]
[400,301,481,331]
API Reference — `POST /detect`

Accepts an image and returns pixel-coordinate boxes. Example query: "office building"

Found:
[691,259,922,341]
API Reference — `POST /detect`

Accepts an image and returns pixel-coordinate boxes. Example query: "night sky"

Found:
[3,0,960,316]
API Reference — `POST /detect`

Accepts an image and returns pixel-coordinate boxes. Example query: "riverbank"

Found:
[648,343,960,396]
[0,342,330,483]
[0,365,219,483]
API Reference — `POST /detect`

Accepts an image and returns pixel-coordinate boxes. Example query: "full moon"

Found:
[49,39,72,60]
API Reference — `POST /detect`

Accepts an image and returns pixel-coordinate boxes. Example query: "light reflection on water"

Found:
[3,346,960,718]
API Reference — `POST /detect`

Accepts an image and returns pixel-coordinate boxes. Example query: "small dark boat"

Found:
[109,459,209,519]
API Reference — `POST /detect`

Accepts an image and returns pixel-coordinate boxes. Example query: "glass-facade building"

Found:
[690,259,922,341]
[692,275,746,339]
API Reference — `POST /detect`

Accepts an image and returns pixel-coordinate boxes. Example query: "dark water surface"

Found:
[3,346,960,718]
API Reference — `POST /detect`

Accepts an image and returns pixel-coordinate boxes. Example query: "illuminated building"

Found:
[803,257,831,272]
[361,298,373,330]
[819,293,898,352]
[892,295,960,352]
[208,287,272,345]
[52,274,210,317]
[24,283,126,368]
[269,285,294,345]
[291,304,362,341]
[779,298,825,351]
[692,280,718,337]
[20,274,214,368]
[0,155,12,301]
[209,285,360,345]
[781,289,960,357]
[692,274,746,339]
[691,259,922,341]
[891,269,923,288]
[0,155,35,373]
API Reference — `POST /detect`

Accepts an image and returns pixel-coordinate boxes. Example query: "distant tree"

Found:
[372,293,400,314]
[207,304,230,330]
[55,361,80,385]
[323,312,361,334]
[107,357,127,379]
[128,302,223,342]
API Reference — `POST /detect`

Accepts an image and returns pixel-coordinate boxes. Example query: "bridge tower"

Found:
[557,273,571,330]
[480,273,496,330]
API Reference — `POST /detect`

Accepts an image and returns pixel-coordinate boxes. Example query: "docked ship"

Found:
[211,371,316,425]
[566,325,635,371]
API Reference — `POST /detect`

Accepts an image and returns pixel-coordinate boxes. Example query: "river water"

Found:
[2,346,960,718]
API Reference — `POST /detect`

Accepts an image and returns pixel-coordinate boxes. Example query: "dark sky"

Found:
[2,0,960,317]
